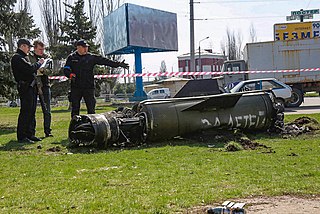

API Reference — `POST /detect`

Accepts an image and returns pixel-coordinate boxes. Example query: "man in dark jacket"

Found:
[63,39,128,117]
[11,38,44,143]
[29,40,53,137]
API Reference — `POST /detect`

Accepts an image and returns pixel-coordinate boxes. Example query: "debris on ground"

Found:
[225,141,243,152]
[46,146,61,152]
[184,116,319,152]
[281,116,320,137]
[207,201,246,214]
[185,129,270,151]
[185,196,320,214]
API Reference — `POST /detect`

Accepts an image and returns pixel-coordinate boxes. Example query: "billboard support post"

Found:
[133,48,146,98]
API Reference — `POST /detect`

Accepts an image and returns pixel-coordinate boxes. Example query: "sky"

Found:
[30,0,319,75]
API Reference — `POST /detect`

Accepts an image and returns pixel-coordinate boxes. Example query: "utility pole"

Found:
[190,0,195,72]
[199,36,209,72]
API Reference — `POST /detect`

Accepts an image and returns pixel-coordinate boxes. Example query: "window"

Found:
[261,80,284,90]
[232,63,241,71]
[240,82,257,92]
[226,63,241,71]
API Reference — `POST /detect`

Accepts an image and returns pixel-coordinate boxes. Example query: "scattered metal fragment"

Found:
[207,201,246,214]
[281,116,320,137]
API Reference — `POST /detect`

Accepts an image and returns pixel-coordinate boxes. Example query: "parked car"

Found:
[226,78,292,107]
[7,99,20,107]
[147,88,171,99]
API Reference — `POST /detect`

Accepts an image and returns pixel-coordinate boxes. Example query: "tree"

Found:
[0,52,16,100]
[155,60,167,81]
[236,31,243,60]
[54,0,99,59]
[221,28,243,60]
[39,0,65,71]
[2,0,40,53]
[160,60,167,73]
[86,0,124,95]
[49,0,100,98]
[49,0,124,98]
[249,23,257,43]
[0,0,40,99]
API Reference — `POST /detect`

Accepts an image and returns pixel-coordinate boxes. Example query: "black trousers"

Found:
[70,87,96,117]
[17,85,37,140]
[31,86,52,136]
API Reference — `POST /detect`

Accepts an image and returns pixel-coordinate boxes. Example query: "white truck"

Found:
[222,37,320,107]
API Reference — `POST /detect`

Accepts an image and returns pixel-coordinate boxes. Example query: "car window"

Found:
[160,89,164,93]
[239,82,257,92]
[153,90,159,95]
[232,63,241,71]
[262,80,284,90]
[226,63,241,71]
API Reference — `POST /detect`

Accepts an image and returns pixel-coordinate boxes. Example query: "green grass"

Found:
[0,105,319,213]
[304,92,319,97]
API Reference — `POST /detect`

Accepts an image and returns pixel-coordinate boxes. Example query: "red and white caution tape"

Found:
[48,67,320,80]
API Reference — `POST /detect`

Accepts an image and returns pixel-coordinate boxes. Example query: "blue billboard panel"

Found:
[103,3,178,55]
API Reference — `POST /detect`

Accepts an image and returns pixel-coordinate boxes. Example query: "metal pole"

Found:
[190,0,195,72]
[198,45,200,72]
[133,48,147,100]
[198,36,209,73]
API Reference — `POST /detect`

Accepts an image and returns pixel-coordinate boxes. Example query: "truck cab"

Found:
[221,60,247,86]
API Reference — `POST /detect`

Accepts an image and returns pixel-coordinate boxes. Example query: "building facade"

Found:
[178,49,226,79]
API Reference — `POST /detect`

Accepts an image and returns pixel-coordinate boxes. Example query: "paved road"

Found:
[285,97,320,115]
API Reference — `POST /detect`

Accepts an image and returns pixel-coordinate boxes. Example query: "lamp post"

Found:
[190,0,195,72]
[198,36,209,72]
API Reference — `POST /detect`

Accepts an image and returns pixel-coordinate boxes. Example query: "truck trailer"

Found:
[222,37,320,107]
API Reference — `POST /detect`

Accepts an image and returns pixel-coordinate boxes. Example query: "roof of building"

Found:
[157,77,190,83]
[178,50,226,60]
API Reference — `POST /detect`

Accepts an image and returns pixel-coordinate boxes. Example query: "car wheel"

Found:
[286,88,303,107]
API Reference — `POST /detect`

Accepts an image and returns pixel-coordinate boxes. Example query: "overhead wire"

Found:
[306,0,312,8]
[194,0,300,3]
[193,16,284,20]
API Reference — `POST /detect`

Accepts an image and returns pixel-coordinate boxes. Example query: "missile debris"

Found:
[68,92,284,148]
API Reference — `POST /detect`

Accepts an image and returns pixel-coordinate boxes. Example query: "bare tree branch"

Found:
[249,23,257,43]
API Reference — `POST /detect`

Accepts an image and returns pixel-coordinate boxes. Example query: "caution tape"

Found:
[48,68,320,80]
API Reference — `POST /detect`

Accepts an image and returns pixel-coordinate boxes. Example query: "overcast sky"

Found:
[30,0,319,74]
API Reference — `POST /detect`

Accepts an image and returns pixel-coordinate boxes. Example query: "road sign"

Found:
[287,14,314,21]
[291,9,319,16]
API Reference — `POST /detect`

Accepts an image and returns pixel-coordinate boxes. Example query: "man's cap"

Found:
[76,39,90,47]
[17,38,33,47]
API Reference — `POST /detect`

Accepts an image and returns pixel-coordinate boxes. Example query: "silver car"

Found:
[227,78,292,107]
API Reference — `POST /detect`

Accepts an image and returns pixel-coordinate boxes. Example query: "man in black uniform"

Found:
[29,40,53,137]
[11,39,44,143]
[63,39,128,117]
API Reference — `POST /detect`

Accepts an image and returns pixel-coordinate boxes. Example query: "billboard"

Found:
[103,3,178,55]
[274,21,320,41]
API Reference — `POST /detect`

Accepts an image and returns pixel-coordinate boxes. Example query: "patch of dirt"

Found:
[184,129,269,151]
[184,196,320,213]
[46,146,61,152]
